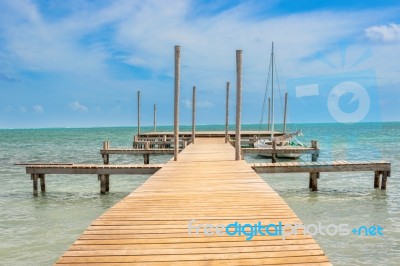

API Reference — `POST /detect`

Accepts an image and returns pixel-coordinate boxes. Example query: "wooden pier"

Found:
[54,138,332,265]
[251,161,391,191]
[26,164,163,195]
[136,131,284,147]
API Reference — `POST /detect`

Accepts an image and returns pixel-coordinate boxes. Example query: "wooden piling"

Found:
[137,91,141,136]
[310,172,319,191]
[374,171,380,188]
[99,174,107,194]
[32,174,38,196]
[105,175,109,192]
[102,141,110,164]
[154,104,157,132]
[311,140,319,162]
[39,174,45,192]
[225,82,230,143]
[283,92,288,133]
[235,50,242,161]
[143,154,150,165]
[272,139,277,163]
[192,86,196,144]
[174,45,180,161]
[381,171,388,189]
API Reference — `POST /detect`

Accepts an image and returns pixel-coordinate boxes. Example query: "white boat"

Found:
[254,42,305,159]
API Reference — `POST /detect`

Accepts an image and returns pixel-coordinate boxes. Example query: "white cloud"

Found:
[182,99,213,109]
[182,99,192,109]
[365,23,400,42]
[19,106,27,113]
[69,101,88,112]
[33,105,43,113]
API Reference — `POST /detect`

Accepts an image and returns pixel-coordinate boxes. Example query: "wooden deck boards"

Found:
[55,138,331,265]
[252,161,391,173]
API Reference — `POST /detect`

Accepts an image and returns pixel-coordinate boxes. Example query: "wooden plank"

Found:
[54,138,331,265]
[252,161,391,173]
[26,164,163,175]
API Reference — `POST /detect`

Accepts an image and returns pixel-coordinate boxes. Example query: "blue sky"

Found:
[0,0,399,128]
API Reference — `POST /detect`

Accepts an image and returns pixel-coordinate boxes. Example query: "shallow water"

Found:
[0,123,399,265]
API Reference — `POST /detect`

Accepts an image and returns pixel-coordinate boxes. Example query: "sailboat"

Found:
[254,42,305,159]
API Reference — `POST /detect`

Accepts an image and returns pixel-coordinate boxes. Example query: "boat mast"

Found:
[271,42,274,140]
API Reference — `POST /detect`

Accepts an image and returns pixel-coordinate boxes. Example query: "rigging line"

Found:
[258,50,272,135]
[274,49,285,130]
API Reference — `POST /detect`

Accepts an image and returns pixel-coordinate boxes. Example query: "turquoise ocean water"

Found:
[0,123,399,265]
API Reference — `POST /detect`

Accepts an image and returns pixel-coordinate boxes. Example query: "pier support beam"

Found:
[374,171,380,188]
[102,141,110,164]
[225,82,230,143]
[310,172,319,191]
[39,174,45,192]
[143,154,150,164]
[99,174,107,194]
[311,140,319,162]
[102,141,110,191]
[31,174,38,196]
[235,50,242,161]
[174,45,181,161]
[192,86,196,144]
[271,139,277,163]
[381,171,388,189]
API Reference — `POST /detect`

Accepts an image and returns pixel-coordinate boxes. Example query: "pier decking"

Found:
[55,138,331,265]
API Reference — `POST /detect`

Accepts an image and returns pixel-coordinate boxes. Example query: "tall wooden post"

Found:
[225,82,230,143]
[311,140,319,162]
[235,50,242,161]
[283,92,288,133]
[137,91,141,136]
[102,141,110,191]
[192,86,196,144]
[154,104,157,132]
[174,45,181,161]
[267,97,271,131]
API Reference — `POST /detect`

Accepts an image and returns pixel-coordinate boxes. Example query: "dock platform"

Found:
[55,138,331,265]
[251,161,391,191]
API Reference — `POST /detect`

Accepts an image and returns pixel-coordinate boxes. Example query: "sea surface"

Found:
[0,123,399,265]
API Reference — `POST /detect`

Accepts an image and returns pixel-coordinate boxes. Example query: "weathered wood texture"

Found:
[251,161,391,174]
[26,164,163,175]
[101,148,177,155]
[55,138,331,265]
[242,147,319,155]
